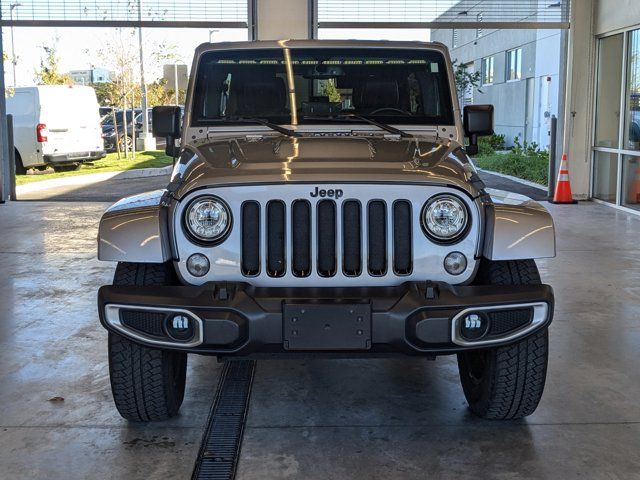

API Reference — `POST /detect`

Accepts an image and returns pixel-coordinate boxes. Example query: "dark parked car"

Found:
[101,109,146,152]
[101,107,184,152]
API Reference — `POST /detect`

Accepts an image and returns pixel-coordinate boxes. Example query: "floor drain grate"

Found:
[191,360,256,480]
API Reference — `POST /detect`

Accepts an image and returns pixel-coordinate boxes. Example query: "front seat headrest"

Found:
[240,77,287,115]
[355,79,400,109]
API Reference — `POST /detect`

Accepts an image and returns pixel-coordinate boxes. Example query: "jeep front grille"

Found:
[174,184,480,288]
[240,198,413,279]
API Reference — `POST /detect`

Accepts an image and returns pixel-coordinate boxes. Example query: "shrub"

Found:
[473,134,508,157]
[474,152,549,186]
[477,137,495,156]
[513,136,548,159]
[488,134,506,151]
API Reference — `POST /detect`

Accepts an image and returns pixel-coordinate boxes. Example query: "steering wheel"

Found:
[369,107,412,116]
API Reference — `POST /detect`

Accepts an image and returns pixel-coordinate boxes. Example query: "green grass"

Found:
[16,151,173,185]
[473,152,549,186]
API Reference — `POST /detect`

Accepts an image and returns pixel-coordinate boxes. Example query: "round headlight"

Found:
[422,195,469,242]
[185,196,231,242]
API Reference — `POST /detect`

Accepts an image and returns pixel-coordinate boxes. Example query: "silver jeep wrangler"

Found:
[97,40,555,422]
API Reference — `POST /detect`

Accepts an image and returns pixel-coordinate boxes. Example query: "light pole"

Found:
[209,29,219,43]
[136,0,154,151]
[9,3,21,87]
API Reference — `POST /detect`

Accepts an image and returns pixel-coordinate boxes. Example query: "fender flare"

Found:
[482,189,556,261]
[97,190,172,263]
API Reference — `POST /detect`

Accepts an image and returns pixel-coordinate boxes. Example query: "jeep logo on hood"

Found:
[310,187,343,199]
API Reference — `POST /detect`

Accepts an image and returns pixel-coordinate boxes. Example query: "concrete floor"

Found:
[1,196,640,479]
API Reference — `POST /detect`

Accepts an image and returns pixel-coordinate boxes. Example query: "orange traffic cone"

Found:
[627,163,640,204]
[551,153,578,204]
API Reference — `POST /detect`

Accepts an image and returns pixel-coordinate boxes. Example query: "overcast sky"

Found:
[1,26,430,88]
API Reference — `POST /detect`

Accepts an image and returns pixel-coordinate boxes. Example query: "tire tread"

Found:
[458,259,548,420]
[108,262,186,422]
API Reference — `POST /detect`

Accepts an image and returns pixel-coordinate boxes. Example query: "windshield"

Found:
[192,47,454,127]
[101,110,139,126]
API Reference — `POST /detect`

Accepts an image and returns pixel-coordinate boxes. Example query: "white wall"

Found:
[595,0,640,35]
[532,31,561,150]
[256,0,309,40]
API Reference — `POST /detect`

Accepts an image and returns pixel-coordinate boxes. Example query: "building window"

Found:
[476,12,483,39]
[481,56,494,85]
[453,28,459,48]
[506,48,523,81]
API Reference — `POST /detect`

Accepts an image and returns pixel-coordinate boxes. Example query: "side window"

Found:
[481,56,494,85]
[506,48,523,81]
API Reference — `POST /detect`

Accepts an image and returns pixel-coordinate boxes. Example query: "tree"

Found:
[453,60,482,109]
[34,45,72,85]
[92,81,122,107]
[151,42,187,105]
[147,78,186,106]
[96,29,140,111]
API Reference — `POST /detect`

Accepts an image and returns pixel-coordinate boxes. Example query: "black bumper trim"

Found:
[44,150,106,164]
[98,282,554,356]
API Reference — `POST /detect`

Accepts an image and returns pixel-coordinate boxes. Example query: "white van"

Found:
[6,85,105,173]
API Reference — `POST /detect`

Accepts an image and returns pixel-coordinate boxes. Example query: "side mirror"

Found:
[463,105,494,156]
[152,106,182,157]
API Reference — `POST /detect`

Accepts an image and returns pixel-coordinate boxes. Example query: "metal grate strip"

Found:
[367,200,387,276]
[393,201,412,275]
[241,202,260,277]
[317,200,337,277]
[191,360,256,480]
[342,200,362,277]
[292,200,312,277]
[267,201,286,277]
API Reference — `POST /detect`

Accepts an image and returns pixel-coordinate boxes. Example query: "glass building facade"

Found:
[593,28,640,210]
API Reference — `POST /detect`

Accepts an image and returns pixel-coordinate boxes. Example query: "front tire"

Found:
[108,262,187,422]
[457,260,549,420]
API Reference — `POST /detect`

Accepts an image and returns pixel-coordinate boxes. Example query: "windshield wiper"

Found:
[303,114,413,138]
[217,116,301,137]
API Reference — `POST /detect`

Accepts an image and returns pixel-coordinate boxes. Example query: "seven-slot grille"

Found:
[241,199,413,279]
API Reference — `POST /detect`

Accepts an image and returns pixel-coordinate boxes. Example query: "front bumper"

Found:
[98,282,554,357]
[44,150,106,164]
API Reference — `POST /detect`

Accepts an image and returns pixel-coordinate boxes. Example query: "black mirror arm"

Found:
[466,133,479,156]
[165,136,179,161]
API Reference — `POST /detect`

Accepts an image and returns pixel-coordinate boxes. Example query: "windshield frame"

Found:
[189,46,456,130]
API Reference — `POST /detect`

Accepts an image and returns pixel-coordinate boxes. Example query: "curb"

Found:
[477,168,548,192]
[16,165,173,194]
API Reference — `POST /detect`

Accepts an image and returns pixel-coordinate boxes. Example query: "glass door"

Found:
[592,34,623,203]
